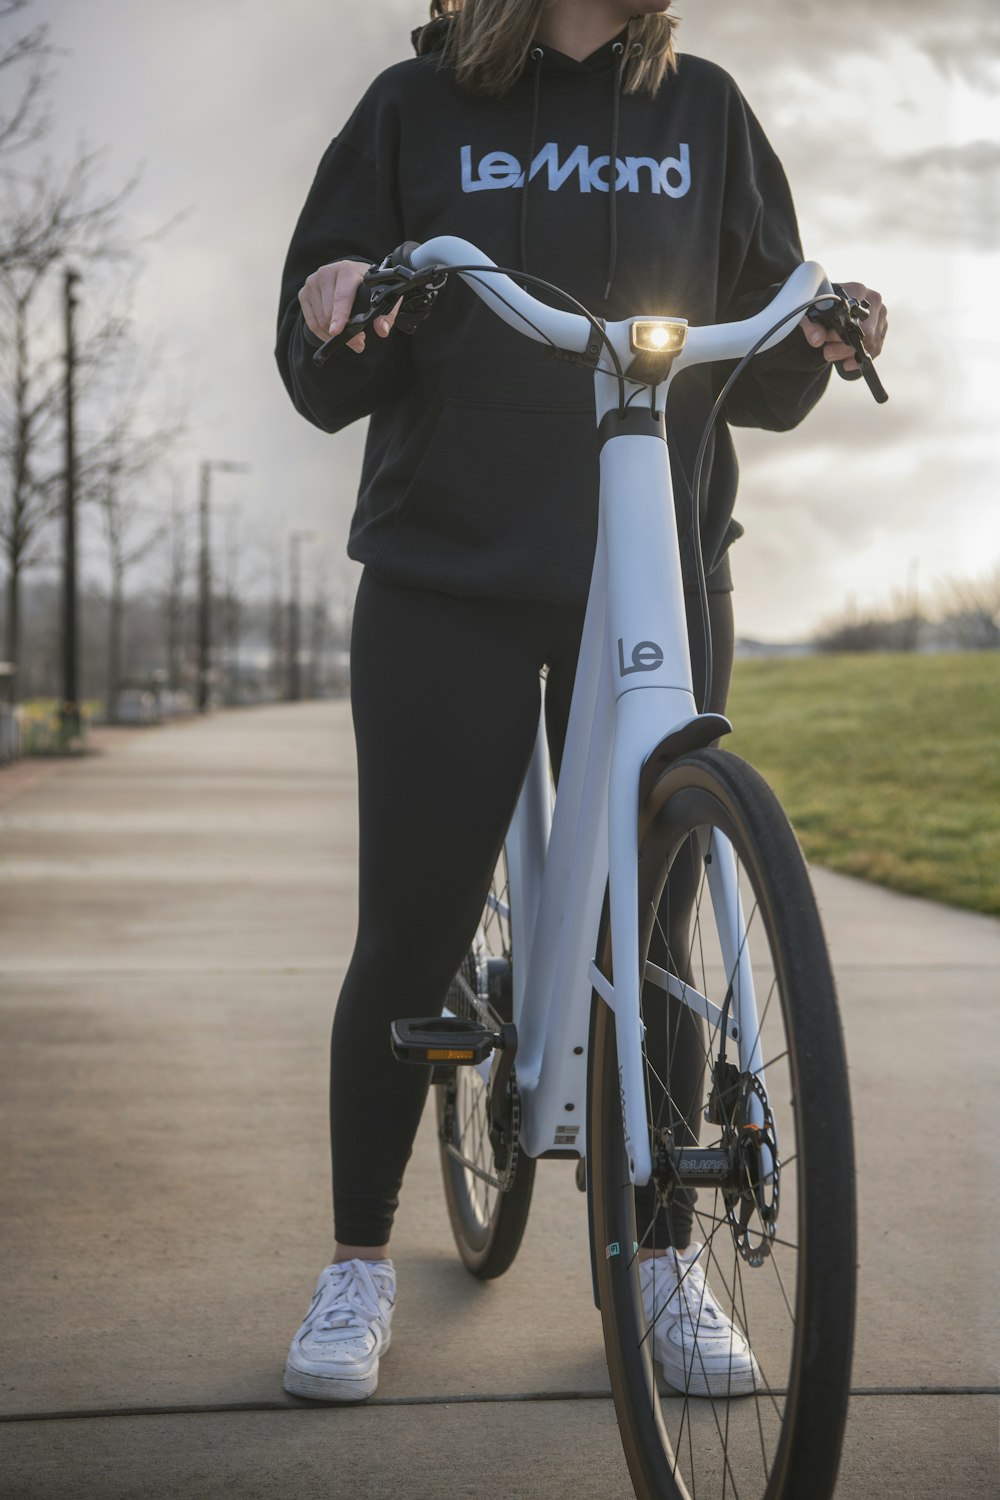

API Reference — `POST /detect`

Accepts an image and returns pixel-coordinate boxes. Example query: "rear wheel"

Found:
[589,749,856,1500]
[436,849,536,1278]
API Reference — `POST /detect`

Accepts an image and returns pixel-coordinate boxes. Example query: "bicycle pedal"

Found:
[390,1016,502,1066]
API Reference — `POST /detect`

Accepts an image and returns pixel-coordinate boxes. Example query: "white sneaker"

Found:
[283,1259,396,1401]
[639,1242,761,1397]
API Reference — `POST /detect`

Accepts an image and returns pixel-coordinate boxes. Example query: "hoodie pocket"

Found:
[377,396,599,601]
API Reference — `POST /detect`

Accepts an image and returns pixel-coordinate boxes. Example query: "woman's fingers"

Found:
[863,296,888,359]
[348,287,402,352]
[800,314,828,349]
[297,263,400,356]
[799,282,888,372]
[836,282,888,360]
[298,266,339,341]
[328,263,367,335]
[297,260,371,354]
[374,297,403,339]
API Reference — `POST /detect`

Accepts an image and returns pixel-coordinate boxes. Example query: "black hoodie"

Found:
[276,29,831,605]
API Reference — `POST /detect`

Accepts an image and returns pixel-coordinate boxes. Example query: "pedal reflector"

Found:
[391,1015,500,1066]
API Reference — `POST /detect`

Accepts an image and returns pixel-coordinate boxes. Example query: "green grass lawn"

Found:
[724,652,1000,918]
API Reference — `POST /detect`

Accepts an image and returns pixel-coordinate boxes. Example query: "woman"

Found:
[275,0,887,1403]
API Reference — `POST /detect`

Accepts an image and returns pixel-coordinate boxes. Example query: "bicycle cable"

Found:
[362,258,630,409]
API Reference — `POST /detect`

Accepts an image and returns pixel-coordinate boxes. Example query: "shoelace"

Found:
[646,1252,729,1333]
[672,1257,729,1331]
[312,1262,392,1344]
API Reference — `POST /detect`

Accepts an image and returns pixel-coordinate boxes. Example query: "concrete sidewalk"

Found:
[1,702,997,1498]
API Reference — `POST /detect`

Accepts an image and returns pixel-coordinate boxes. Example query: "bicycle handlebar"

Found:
[410,237,593,354]
[311,236,886,402]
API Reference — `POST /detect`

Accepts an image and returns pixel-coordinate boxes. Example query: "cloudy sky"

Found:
[17,0,1000,639]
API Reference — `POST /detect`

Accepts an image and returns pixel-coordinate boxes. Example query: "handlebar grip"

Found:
[387,240,421,270]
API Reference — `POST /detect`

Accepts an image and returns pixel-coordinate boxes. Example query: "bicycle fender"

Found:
[636,712,731,812]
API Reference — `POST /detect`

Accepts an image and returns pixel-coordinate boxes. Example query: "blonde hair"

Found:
[417,1,678,98]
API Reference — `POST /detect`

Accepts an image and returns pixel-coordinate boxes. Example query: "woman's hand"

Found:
[800,282,888,372]
[298,260,401,354]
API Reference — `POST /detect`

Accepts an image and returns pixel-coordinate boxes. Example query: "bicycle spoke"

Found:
[593,754,853,1500]
[689,1199,784,1426]
[721,1237,737,1500]
[735,1250,772,1486]
[768,1247,797,1328]
[744,973,778,1077]
[639,1212,731,1348]
[758,1046,789,1074]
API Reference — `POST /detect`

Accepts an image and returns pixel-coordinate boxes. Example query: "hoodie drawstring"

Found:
[520,36,642,305]
[519,46,545,273]
[604,39,641,303]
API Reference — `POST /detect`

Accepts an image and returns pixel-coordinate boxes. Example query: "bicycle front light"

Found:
[627,318,688,381]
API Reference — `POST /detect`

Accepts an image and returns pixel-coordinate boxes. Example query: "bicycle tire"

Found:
[588,748,856,1500]
[436,849,536,1279]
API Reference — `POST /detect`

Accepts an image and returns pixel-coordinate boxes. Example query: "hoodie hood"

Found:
[413,14,629,75]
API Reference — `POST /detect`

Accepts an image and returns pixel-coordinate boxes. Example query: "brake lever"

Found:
[311,263,448,368]
[311,283,397,368]
[807,285,888,404]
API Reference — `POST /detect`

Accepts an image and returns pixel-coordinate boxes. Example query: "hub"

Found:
[652,1068,781,1267]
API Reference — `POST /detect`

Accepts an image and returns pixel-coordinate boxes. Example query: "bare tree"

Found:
[0,151,138,697]
[266,540,285,697]
[0,2,146,702]
[886,569,922,653]
[0,1,53,184]
[97,487,164,721]
[0,270,59,686]
[0,255,136,696]
[221,504,242,706]
[937,565,1000,649]
[163,484,189,693]
[308,548,337,698]
[88,342,185,720]
[1,4,136,269]
[812,598,914,653]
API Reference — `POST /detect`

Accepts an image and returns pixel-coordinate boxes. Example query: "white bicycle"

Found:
[317,239,885,1500]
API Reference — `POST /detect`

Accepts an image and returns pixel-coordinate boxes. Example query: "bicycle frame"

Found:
[410,238,829,1186]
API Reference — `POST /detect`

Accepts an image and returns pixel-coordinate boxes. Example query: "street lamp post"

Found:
[197,459,249,713]
[60,268,81,740]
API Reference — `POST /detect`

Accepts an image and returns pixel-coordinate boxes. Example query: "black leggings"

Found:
[330,569,734,1248]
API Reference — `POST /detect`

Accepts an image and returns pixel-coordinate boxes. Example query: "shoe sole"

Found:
[283,1362,377,1401]
[655,1355,762,1399]
[283,1334,390,1403]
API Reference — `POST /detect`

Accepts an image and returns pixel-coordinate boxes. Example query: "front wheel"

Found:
[589,749,856,1500]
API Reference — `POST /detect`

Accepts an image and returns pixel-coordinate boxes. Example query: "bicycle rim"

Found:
[589,749,856,1500]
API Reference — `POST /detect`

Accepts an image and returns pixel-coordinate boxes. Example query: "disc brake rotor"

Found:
[724,1071,780,1267]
